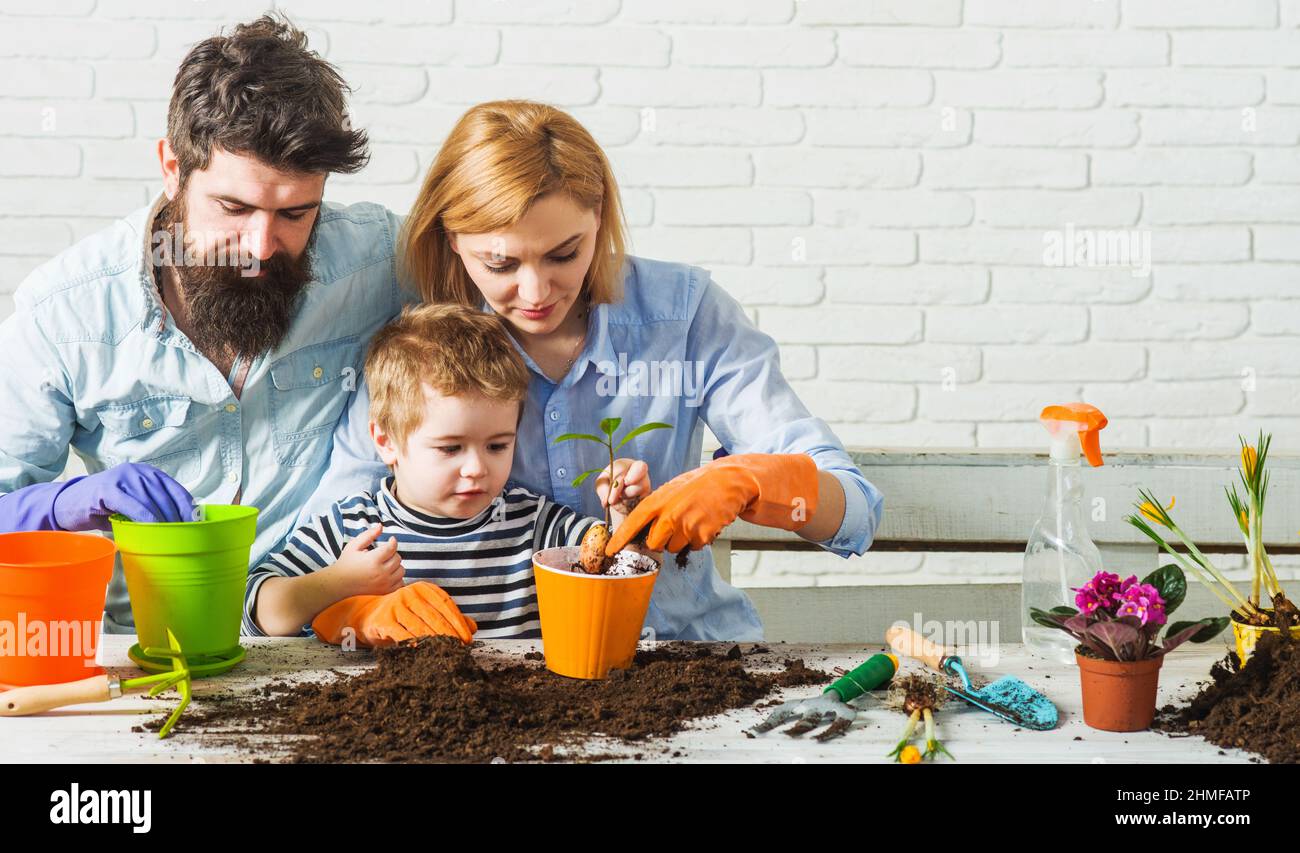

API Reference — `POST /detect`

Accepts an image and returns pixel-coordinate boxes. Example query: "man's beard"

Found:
[158,197,316,359]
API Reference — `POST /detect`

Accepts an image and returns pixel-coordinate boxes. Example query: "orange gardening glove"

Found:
[605,453,820,555]
[311,582,478,648]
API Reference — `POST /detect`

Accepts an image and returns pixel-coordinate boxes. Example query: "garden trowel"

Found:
[886,625,1058,730]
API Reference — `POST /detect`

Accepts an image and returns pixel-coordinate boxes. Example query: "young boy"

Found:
[243,303,654,645]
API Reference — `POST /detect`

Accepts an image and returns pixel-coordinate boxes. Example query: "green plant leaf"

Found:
[599,417,621,437]
[1029,607,1069,630]
[570,466,606,487]
[1049,606,1079,617]
[615,421,673,449]
[1142,564,1187,615]
[1196,616,1231,642]
[552,433,607,446]
[1165,616,1230,645]
[1125,513,1166,548]
[1089,620,1142,660]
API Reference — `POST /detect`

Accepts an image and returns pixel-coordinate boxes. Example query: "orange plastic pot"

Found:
[0,531,116,688]
[1075,648,1164,732]
[532,546,658,680]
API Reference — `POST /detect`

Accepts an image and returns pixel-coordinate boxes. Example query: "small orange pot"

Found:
[1075,648,1164,732]
[532,546,658,680]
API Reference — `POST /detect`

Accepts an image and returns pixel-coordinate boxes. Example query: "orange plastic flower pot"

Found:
[533,546,658,680]
[1075,649,1164,732]
[0,531,116,688]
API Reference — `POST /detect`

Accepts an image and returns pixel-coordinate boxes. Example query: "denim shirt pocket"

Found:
[95,395,200,485]
[268,335,362,467]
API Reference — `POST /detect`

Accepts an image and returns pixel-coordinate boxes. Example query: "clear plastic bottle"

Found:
[1022,403,1108,665]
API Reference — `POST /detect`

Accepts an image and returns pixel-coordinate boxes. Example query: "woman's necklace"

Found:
[559,301,590,376]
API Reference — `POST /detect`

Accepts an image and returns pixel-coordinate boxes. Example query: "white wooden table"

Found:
[0,635,1253,764]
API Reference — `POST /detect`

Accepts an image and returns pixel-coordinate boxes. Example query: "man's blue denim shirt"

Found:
[0,194,405,630]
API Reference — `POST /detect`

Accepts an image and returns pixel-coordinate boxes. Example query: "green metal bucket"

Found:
[110,505,257,668]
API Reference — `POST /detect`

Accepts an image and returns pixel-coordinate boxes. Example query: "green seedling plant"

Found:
[553,417,672,528]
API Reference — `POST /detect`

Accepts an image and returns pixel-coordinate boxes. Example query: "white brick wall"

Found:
[3,1,1298,586]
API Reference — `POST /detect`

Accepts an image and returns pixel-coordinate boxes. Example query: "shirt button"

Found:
[141,418,154,430]
[225,404,238,414]
[226,472,238,483]
[549,410,559,421]
[312,366,324,380]
[557,468,567,478]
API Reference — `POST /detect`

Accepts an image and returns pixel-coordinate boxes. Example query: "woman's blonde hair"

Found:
[401,100,628,307]
[365,303,531,448]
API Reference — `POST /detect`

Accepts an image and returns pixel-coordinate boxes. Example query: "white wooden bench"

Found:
[711,448,1300,643]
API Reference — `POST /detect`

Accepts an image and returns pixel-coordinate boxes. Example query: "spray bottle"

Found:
[1022,403,1108,664]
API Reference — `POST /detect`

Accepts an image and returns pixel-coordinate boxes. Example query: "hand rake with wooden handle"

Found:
[0,628,191,738]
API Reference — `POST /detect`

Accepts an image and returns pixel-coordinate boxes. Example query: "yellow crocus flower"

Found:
[1139,496,1175,525]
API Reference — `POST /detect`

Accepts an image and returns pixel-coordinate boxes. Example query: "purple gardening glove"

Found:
[0,463,197,532]
[56,463,197,530]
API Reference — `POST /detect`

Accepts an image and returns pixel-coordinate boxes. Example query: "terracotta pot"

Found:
[1075,649,1164,732]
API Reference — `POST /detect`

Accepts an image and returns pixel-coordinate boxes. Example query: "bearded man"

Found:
[0,15,405,631]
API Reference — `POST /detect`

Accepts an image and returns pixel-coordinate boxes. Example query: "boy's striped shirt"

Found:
[244,476,598,640]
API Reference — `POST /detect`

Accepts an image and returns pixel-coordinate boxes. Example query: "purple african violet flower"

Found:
[1094,572,1124,601]
[1075,587,1103,614]
[1115,582,1167,627]
[1115,575,1139,598]
[1073,571,1125,615]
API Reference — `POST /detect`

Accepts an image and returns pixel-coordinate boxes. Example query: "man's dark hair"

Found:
[166,14,369,183]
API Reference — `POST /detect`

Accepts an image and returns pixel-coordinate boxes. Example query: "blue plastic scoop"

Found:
[886,625,1058,731]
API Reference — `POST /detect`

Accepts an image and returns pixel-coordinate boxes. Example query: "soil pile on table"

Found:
[1153,632,1300,763]
[153,638,828,763]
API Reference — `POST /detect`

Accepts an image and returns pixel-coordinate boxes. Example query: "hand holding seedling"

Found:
[556,418,671,574]
[554,418,671,529]
[327,522,405,597]
[580,459,657,573]
[595,458,651,517]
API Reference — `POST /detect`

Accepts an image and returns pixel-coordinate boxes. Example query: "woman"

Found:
[303,100,883,641]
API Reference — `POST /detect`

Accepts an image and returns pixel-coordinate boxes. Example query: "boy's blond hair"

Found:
[365,303,531,447]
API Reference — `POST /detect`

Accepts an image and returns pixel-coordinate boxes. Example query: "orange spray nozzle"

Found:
[1040,403,1108,467]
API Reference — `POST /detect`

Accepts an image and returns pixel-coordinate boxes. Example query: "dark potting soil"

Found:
[147,638,828,763]
[1153,632,1300,763]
